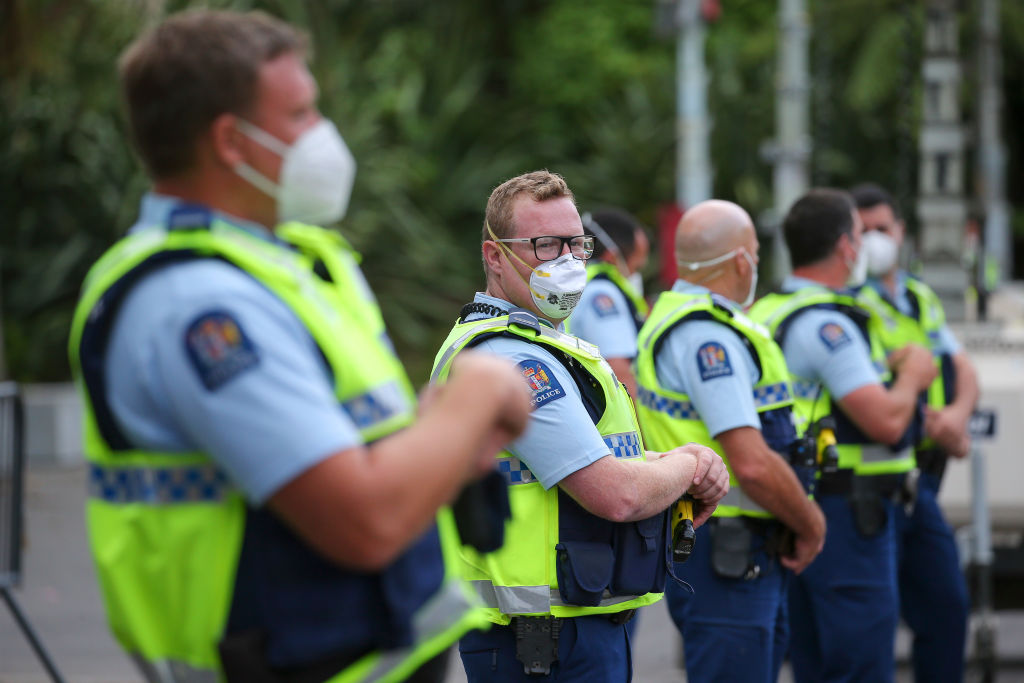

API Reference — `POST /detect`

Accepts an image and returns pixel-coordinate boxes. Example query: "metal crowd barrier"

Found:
[0,381,66,683]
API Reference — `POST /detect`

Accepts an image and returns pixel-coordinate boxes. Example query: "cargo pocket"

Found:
[555,541,614,607]
[610,514,666,596]
[710,518,753,579]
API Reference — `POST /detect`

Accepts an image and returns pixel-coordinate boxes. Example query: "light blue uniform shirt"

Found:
[778,275,881,401]
[652,281,760,438]
[465,293,612,490]
[864,272,961,355]
[105,193,363,504]
[568,277,638,359]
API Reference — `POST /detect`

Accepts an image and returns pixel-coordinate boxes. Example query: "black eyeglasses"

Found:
[495,234,594,261]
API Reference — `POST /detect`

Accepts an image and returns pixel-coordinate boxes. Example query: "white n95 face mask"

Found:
[234,119,356,225]
[862,230,900,277]
[525,253,588,319]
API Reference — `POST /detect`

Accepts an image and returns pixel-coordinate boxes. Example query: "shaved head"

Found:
[675,200,755,265]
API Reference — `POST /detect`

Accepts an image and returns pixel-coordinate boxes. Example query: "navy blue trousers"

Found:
[458,614,632,682]
[895,471,969,683]
[666,522,790,683]
[788,493,899,683]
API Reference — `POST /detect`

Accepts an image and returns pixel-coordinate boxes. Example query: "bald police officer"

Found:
[634,200,825,682]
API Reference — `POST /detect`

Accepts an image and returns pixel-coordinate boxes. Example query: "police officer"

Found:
[852,183,978,682]
[432,170,730,681]
[68,11,531,682]
[633,200,826,683]
[748,189,937,683]
[566,208,650,396]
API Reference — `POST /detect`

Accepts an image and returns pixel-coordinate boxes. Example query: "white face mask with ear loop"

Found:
[487,222,588,319]
[234,118,356,225]
[678,247,757,307]
[862,230,900,277]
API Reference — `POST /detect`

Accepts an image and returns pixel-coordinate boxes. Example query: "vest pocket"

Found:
[555,541,615,606]
[609,514,668,596]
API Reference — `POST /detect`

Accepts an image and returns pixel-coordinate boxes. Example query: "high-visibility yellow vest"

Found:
[432,309,669,625]
[634,291,798,519]
[69,219,487,682]
[749,286,916,476]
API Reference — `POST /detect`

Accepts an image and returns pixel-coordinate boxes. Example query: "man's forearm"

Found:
[948,352,980,419]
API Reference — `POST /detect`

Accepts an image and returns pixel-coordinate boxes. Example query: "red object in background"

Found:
[701,0,722,22]
[657,203,686,290]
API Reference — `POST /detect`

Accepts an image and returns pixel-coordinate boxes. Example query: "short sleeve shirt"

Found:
[778,275,882,401]
[465,293,612,489]
[652,282,760,438]
[104,194,363,504]
[567,278,639,359]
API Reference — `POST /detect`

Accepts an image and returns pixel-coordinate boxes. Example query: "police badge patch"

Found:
[696,342,733,381]
[593,293,619,318]
[818,322,852,352]
[184,310,260,390]
[517,359,565,408]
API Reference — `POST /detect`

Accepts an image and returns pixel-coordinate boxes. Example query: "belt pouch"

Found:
[218,629,281,683]
[609,515,666,596]
[555,541,614,607]
[710,518,753,579]
[849,476,888,537]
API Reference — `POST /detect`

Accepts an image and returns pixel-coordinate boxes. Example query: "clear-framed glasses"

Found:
[495,234,594,261]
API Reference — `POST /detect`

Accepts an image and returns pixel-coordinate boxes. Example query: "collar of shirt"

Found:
[865,272,912,314]
[780,274,835,294]
[471,292,559,330]
[130,192,281,245]
[669,279,744,312]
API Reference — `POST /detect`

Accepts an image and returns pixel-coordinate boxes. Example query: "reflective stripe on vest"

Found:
[469,580,640,616]
[89,463,232,504]
[131,655,217,683]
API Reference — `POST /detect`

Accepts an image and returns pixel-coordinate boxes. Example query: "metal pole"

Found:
[977,0,1010,287]
[771,0,810,280]
[676,0,711,209]
[970,444,997,682]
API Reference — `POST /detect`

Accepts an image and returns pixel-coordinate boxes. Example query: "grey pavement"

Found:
[3,463,1024,682]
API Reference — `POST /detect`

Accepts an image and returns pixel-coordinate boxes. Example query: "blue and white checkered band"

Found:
[637,387,699,420]
[341,380,412,431]
[792,379,820,400]
[752,382,791,407]
[604,432,643,460]
[88,463,232,505]
[496,456,538,486]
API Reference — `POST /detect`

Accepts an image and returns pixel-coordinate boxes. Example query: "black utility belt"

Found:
[816,468,905,498]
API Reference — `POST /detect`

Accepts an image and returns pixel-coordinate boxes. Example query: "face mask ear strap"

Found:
[582,213,624,267]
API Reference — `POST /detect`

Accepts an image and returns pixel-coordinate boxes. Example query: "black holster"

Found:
[513,616,562,676]
[849,476,888,537]
[710,517,754,580]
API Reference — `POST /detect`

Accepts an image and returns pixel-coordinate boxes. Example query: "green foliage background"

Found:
[2,0,1023,384]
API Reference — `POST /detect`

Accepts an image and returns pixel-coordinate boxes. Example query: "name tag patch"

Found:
[697,342,733,381]
[818,322,852,352]
[184,310,259,390]
[518,359,565,408]
[593,293,619,318]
